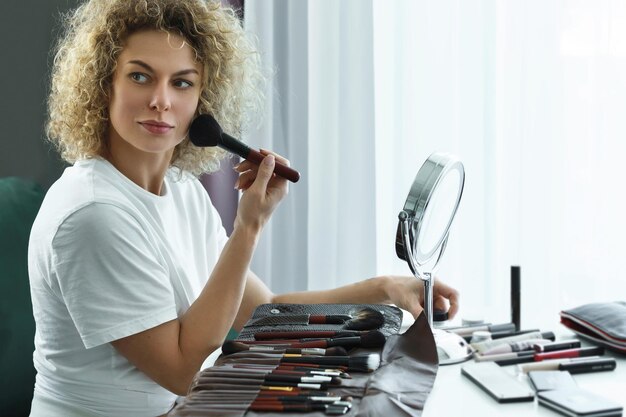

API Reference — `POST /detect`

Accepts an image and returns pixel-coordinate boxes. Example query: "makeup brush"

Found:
[230,367,350,379]
[186,399,349,414]
[189,114,300,183]
[188,394,351,404]
[249,330,386,349]
[252,330,362,341]
[199,371,342,386]
[232,364,351,378]
[281,353,381,373]
[230,362,349,372]
[191,395,352,406]
[201,367,342,380]
[213,352,380,373]
[221,341,349,356]
[277,366,352,379]
[197,376,331,390]
[251,401,350,414]
[191,387,332,397]
[253,308,382,330]
[191,382,316,392]
[288,331,386,350]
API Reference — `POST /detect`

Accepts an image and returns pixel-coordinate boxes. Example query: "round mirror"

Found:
[396,152,472,365]
[396,153,464,269]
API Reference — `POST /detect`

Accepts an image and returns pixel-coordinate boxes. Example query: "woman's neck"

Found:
[102,137,174,196]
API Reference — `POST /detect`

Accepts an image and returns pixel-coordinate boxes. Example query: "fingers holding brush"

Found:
[235,153,288,231]
[234,150,291,191]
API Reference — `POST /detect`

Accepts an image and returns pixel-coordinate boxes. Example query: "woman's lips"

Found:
[139,121,173,134]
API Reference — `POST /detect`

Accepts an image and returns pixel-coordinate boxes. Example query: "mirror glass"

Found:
[416,164,464,263]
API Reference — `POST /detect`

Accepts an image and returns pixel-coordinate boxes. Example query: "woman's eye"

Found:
[130,73,148,83]
[173,79,193,89]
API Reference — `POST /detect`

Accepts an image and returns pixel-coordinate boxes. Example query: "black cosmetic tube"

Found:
[511,266,521,331]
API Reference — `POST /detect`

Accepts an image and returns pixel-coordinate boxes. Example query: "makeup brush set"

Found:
[169,304,440,417]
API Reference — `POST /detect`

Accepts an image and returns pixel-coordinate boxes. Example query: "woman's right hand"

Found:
[233,152,289,233]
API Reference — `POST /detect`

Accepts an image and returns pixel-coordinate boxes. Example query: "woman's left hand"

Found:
[382,276,459,319]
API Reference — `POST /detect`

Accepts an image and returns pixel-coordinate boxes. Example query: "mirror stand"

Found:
[399,209,473,365]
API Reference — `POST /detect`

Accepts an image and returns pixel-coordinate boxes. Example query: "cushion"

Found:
[0,177,45,415]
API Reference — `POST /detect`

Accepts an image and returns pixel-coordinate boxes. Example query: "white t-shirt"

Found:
[28,158,228,416]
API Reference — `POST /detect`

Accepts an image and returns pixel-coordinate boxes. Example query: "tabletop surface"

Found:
[421,323,625,416]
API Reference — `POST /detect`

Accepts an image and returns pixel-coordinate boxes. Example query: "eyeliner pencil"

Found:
[517,357,614,374]
[495,346,605,366]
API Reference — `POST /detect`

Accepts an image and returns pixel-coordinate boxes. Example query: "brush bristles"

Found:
[359,330,387,348]
[347,354,380,372]
[344,308,385,330]
[189,114,222,147]
[366,353,381,372]
[221,340,247,355]
[280,353,381,372]
[325,346,349,356]
[336,354,381,372]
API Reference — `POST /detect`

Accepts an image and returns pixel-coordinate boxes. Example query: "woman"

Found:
[28,1,459,416]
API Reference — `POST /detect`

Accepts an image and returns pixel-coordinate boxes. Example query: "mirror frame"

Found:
[395,153,465,269]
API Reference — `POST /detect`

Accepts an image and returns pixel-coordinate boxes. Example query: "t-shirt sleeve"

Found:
[52,203,177,349]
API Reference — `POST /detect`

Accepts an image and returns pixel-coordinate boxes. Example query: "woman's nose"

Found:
[149,83,171,112]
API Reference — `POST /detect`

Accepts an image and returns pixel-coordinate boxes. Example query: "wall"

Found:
[0,0,240,235]
[0,0,81,190]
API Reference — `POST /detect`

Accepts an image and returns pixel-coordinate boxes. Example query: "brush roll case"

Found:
[170,303,439,417]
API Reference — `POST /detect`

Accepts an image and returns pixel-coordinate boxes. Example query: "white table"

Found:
[422,327,626,416]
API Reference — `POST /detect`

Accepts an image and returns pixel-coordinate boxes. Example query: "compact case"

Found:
[169,303,439,417]
[537,388,623,417]
[560,302,626,354]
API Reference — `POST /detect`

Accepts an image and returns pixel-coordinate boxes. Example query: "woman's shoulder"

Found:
[34,159,152,242]
[42,159,138,214]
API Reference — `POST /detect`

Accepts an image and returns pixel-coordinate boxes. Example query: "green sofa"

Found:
[0,177,45,416]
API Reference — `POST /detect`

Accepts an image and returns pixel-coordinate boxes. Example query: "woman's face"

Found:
[108,29,202,158]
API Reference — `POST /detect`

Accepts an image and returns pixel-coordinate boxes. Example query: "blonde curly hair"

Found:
[47,0,263,175]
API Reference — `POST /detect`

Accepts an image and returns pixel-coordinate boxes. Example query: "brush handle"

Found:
[245,148,301,183]
[289,337,362,349]
[251,400,350,414]
[308,314,352,324]
[281,356,350,366]
[199,395,342,404]
[247,314,311,327]
[254,330,360,340]
[233,364,349,372]
[201,372,331,384]
[233,339,297,345]
[250,402,332,412]
[278,362,349,370]
[201,376,328,390]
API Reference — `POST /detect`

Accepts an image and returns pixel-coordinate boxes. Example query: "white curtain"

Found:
[244,0,626,328]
